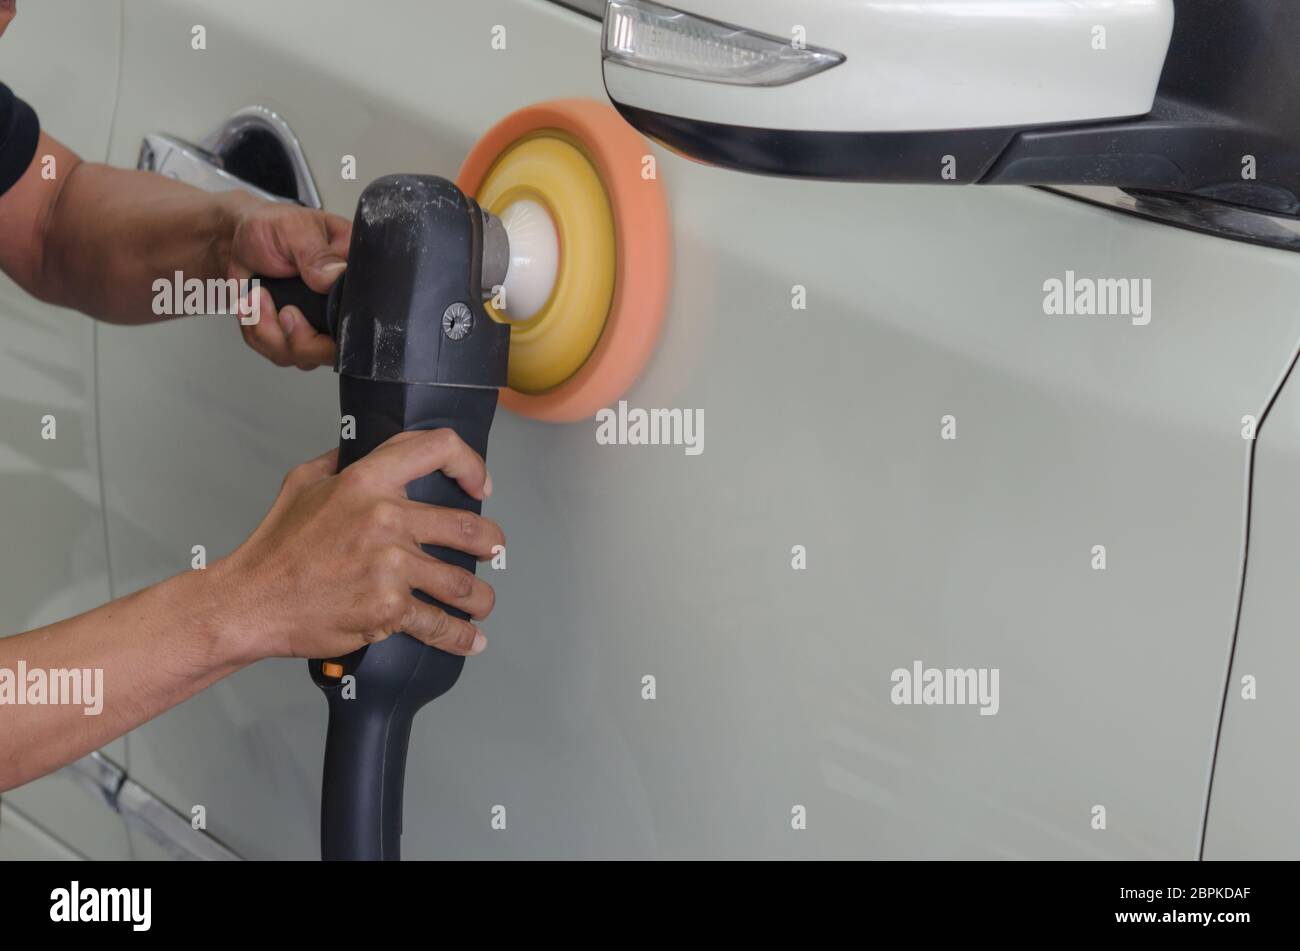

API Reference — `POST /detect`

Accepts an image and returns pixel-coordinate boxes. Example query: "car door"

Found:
[1202,340,1300,858]
[0,0,133,861]
[97,0,1300,859]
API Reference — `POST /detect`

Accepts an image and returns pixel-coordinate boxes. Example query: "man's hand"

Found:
[0,130,349,371]
[0,428,503,791]
[228,200,352,370]
[214,429,504,663]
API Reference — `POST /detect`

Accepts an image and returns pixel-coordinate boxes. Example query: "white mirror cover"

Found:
[603,0,1176,132]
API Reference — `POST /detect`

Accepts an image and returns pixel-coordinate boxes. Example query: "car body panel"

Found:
[89,0,1300,860]
[0,802,83,861]
[0,0,132,860]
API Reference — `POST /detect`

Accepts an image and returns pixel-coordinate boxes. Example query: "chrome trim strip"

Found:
[57,752,241,861]
[60,750,125,811]
[116,780,240,861]
[1045,185,1300,254]
[549,0,606,20]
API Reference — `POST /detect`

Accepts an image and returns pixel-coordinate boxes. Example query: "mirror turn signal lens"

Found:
[602,0,844,88]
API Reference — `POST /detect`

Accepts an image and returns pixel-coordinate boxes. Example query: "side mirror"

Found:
[603,0,1300,217]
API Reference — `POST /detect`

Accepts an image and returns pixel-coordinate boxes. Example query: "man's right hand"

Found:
[214,429,504,664]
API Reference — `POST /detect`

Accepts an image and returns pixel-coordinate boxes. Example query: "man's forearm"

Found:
[0,131,348,363]
[0,564,255,792]
[40,157,257,324]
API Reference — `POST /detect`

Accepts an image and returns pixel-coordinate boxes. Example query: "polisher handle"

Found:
[255,275,338,337]
[312,377,500,861]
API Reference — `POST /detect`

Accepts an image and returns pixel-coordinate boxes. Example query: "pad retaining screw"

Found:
[442,302,473,341]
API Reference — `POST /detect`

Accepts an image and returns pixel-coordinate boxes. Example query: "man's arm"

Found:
[0,131,350,366]
[0,561,249,790]
[0,431,504,793]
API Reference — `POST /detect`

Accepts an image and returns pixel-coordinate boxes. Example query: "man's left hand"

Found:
[229,201,351,370]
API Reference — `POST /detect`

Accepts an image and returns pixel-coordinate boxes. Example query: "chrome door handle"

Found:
[137,105,322,209]
[138,133,288,203]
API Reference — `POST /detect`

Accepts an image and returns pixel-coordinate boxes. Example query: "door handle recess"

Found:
[138,105,322,208]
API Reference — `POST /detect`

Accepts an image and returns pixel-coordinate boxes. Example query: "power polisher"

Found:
[256,99,671,861]
[259,173,553,861]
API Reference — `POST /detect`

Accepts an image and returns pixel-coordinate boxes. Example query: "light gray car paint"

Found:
[87,0,1300,859]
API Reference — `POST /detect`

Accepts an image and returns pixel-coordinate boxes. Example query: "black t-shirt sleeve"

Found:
[0,81,40,197]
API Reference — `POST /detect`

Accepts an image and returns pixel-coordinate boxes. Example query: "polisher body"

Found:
[291,174,509,860]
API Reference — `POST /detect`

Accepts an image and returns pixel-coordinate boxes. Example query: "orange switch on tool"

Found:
[322,662,344,679]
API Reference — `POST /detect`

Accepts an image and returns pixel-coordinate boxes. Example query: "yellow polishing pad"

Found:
[476,133,617,394]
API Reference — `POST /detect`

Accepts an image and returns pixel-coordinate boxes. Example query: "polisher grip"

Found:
[313,378,500,861]
[255,275,337,337]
